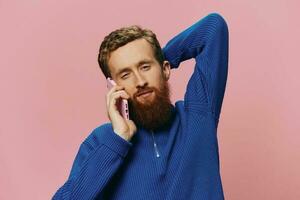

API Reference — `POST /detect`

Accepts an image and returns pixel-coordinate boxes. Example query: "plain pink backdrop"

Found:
[1,0,299,199]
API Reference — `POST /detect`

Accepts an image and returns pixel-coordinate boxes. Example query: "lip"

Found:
[137,90,153,97]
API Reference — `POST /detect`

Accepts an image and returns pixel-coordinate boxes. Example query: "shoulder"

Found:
[82,123,113,149]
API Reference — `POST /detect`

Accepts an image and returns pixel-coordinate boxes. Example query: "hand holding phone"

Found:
[106,78,136,141]
[106,78,130,120]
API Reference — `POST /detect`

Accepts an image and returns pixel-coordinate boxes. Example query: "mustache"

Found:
[134,87,154,97]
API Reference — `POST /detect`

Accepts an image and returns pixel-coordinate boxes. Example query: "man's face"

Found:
[108,38,170,104]
[107,38,174,131]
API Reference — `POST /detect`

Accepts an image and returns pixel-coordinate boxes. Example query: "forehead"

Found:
[108,38,156,74]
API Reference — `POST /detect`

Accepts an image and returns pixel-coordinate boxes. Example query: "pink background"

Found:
[1,0,299,199]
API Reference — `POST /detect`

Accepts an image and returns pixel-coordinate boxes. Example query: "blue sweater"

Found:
[53,13,229,200]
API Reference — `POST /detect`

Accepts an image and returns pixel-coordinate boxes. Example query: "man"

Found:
[53,12,229,200]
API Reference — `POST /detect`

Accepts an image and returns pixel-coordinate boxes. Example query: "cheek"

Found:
[120,78,140,99]
[124,86,135,99]
[150,71,164,86]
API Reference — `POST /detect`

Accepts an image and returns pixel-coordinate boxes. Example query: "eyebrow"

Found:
[116,59,153,77]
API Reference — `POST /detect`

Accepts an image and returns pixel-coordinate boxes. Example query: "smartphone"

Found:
[106,78,130,120]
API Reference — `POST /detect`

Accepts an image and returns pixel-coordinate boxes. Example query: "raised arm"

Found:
[52,124,132,200]
[162,13,229,129]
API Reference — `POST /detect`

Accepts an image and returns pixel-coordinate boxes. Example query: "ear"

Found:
[162,60,171,81]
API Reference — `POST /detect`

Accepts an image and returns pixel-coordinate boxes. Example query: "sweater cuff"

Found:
[98,127,132,158]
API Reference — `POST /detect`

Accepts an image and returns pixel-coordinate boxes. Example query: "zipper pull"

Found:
[151,131,160,158]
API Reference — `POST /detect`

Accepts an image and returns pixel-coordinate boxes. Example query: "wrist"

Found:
[114,130,131,141]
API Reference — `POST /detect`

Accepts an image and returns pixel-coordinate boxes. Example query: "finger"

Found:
[126,120,137,135]
[108,91,130,113]
[109,91,130,108]
[107,85,125,97]
[106,85,125,107]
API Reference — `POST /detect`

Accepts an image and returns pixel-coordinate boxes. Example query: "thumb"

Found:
[127,120,137,134]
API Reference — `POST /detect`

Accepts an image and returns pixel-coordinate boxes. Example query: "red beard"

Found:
[128,80,174,131]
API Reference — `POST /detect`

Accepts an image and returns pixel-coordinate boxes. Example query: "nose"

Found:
[135,72,147,88]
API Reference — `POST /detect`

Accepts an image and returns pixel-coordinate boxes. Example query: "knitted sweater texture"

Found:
[53,12,229,200]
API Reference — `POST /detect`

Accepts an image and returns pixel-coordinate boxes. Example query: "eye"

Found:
[141,65,150,70]
[121,73,129,79]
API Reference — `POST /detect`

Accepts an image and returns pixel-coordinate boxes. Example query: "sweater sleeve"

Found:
[162,13,229,129]
[52,123,132,200]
